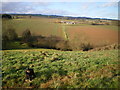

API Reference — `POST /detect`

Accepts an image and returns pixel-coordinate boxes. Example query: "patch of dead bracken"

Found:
[40,73,77,88]
[90,43,120,51]
[83,64,119,80]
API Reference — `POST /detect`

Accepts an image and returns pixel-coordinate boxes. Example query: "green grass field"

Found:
[2,18,64,38]
[2,49,119,88]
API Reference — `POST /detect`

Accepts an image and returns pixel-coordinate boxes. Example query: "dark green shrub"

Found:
[81,42,93,51]
[2,14,12,19]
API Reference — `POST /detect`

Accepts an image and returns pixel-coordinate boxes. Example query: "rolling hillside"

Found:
[2,16,118,47]
[2,49,119,88]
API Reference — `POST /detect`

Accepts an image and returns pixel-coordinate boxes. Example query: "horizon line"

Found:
[1,13,118,20]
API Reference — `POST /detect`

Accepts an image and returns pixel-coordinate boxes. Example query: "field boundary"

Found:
[62,25,69,40]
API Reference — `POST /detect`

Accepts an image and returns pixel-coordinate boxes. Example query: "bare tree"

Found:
[22,29,32,42]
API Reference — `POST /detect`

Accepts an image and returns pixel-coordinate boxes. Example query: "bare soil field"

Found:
[66,25,118,46]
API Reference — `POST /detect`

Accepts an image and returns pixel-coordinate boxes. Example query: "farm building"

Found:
[58,21,76,24]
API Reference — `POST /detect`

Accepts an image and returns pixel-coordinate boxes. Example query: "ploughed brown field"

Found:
[65,25,118,46]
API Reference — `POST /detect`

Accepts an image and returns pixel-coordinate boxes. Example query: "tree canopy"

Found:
[2,14,12,19]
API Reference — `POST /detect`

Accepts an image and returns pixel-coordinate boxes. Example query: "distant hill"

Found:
[1,13,115,20]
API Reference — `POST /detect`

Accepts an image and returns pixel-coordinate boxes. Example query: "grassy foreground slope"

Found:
[2,49,119,88]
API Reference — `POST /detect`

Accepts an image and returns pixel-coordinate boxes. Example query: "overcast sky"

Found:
[1,1,119,19]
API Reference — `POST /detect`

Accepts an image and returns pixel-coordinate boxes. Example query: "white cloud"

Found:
[38,9,73,15]
[81,2,95,10]
[2,2,73,15]
[109,0,119,2]
[2,2,49,13]
[82,5,89,9]
[101,2,118,7]
[31,2,51,6]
